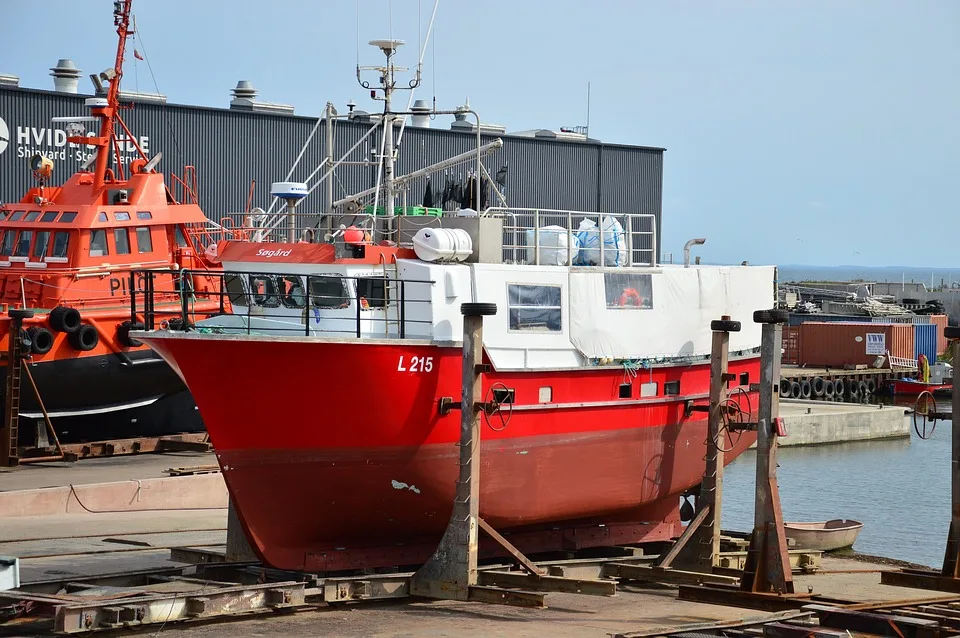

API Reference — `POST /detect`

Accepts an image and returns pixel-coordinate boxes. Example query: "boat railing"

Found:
[482,207,658,267]
[130,268,435,340]
[169,165,199,206]
[888,351,918,370]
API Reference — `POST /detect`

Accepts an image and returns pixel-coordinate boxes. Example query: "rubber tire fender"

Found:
[812,377,825,398]
[49,305,81,334]
[25,326,54,355]
[800,379,812,399]
[67,324,99,352]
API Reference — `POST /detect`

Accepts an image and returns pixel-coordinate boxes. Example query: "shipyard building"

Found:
[0,63,664,250]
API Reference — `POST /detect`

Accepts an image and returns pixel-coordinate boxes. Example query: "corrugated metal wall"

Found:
[0,87,663,248]
[914,324,938,364]
[798,322,914,367]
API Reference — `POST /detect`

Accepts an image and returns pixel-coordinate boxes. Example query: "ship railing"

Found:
[169,165,199,206]
[481,207,658,267]
[130,268,436,340]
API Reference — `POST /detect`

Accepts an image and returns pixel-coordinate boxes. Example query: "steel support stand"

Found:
[410,302,616,606]
[1,309,33,467]
[881,326,960,592]
[740,310,794,595]
[658,317,740,577]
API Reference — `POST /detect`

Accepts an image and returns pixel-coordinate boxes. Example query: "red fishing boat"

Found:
[0,0,231,450]
[131,37,775,572]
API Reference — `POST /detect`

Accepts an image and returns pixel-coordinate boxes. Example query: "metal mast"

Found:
[357,39,421,225]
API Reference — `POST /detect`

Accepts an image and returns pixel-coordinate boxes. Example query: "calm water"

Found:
[720,414,954,568]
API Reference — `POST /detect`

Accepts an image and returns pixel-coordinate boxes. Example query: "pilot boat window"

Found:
[356,277,386,309]
[309,276,350,309]
[604,273,653,309]
[114,212,131,221]
[9,212,25,222]
[52,232,70,258]
[24,212,41,222]
[58,212,77,223]
[97,212,108,222]
[135,227,152,253]
[0,212,9,221]
[508,284,562,332]
[249,275,279,308]
[14,231,32,257]
[137,211,152,220]
[33,231,50,259]
[40,212,58,223]
[175,226,189,248]
[114,228,131,255]
[90,229,109,257]
[0,232,13,256]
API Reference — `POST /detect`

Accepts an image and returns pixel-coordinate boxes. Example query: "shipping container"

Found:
[782,325,800,365]
[788,313,867,326]
[798,322,915,368]
[869,315,932,325]
[914,324,938,365]
[931,315,949,355]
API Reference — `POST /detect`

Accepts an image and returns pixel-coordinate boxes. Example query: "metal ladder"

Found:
[379,255,402,337]
[1,323,26,467]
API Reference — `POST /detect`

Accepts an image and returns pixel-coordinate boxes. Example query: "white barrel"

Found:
[412,227,474,262]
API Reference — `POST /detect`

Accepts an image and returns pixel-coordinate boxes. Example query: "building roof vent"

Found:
[0,74,19,88]
[51,59,82,93]
[410,99,431,128]
[230,80,294,114]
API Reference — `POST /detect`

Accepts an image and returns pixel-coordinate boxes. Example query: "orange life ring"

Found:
[619,288,642,307]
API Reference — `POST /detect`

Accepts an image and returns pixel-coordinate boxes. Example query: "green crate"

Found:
[363,205,442,217]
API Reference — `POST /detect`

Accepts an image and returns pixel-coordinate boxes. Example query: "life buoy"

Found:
[619,288,643,307]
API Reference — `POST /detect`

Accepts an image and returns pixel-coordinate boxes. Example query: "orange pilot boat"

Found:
[0,0,230,449]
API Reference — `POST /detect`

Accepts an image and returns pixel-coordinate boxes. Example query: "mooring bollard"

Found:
[409,301,497,601]
[942,328,960,578]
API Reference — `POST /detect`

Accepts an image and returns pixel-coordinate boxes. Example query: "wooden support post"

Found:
[669,316,739,571]
[741,309,795,595]
[1,309,33,468]
[409,302,498,601]
[943,332,960,577]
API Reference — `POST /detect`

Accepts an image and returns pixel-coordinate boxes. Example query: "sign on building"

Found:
[865,333,886,355]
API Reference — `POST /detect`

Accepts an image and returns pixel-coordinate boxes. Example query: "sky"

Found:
[1,0,957,267]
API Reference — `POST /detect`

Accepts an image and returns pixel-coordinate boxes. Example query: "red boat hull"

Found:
[140,334,760,571]
[888,380,952,396]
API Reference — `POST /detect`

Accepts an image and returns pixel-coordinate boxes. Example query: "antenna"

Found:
[356,36,422,222]
[586,81,591,139]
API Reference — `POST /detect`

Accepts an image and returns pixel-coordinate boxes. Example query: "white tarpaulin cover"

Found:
[568,265,775,360]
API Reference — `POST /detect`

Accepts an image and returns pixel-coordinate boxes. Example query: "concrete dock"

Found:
[776,399,910,446]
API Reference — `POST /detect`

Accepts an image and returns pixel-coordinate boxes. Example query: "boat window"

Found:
[507,283,562,332]
[309,276,350,309]
[90,229,109,257]
[33,231,50,259]
[356,277,386,309]
[97,212,108,222]
[58,212,77,223]
[279,276,306,309]
[0,232,13,256]
[137,211,152,220]
[0,211,9,221]
[24,212,41,222]
[135,227,153,253]
[248,275,279,308]
[115,211,131,221]
[40,211,58,223]
[52,231,70,258]
[114,228,131,255]
[9,212,25,222]
[14,231,32,257]
[174,226,189,248]
[224,275,247,305]
[604,273,653,310]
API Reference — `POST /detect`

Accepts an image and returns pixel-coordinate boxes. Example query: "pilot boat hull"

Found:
[140,332,760,572]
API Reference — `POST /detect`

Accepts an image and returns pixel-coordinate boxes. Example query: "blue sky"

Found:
[2,0,957,267]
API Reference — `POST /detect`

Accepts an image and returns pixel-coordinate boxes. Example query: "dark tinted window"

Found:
[14,231,32,257]
[114,228,131,254]
[33,231,50,258]
[356,277,386,309]
[24,212,40,222]
[40,211,58,222]
[507,284,562,332]
[90,229,109,256]
[310,276,350,309]
[249,275,279,307]
[0,231,14,256]
[58,212,77,223]
[175,226,189,248]
[52,231,70,258]
[225,275,246,305]
[137,211,152,220]
[9,211,24,222]
[135,227,152,253]
[279,276,306,309]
